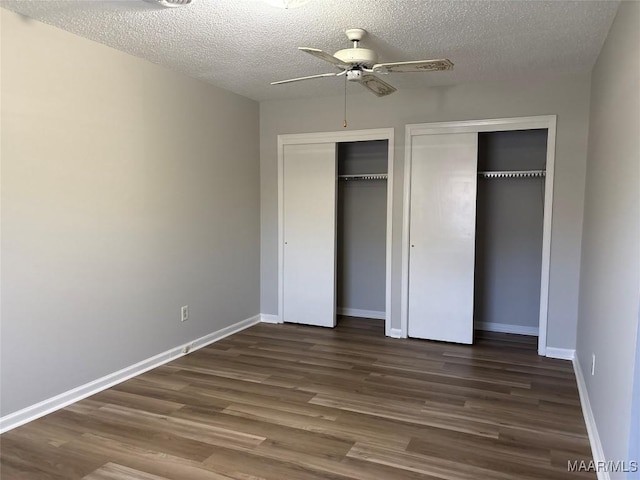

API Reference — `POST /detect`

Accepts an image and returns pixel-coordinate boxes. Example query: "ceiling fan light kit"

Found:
[271,28,453,98]
[346,70,363,81]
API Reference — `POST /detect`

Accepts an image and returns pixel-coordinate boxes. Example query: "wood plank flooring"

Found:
[0,317,595,479]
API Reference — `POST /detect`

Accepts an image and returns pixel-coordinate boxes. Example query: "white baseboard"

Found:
[573,357,608,480]
[545,347,576,360]
[475,322,539,336]
[388,328,403,338]
[337,307,385,320]
[0,314,260,434]
[260,313,282,324]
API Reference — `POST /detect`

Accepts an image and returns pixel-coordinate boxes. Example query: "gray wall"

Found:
[260,74,591,349]
[0,10,260,416]
[474,130,547,331]
[576,1,640,474]
[337,141,388,314]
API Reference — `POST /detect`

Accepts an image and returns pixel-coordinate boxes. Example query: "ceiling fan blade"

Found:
[271,72,338,85]
[299,47,349,68]
[372,59,454,74]
[358,74,397,97]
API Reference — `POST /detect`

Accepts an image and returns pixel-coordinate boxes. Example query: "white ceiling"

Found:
[1,0,619,101]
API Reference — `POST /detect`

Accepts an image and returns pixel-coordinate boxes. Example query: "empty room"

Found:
[1,1,638,479]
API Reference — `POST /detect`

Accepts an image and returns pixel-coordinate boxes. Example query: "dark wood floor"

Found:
[1,317,594,479]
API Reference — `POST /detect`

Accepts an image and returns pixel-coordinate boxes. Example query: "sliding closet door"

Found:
[283,143,337,327]
[408,133,477,343]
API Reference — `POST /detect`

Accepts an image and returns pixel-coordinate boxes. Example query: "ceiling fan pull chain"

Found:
[343,73,348,128]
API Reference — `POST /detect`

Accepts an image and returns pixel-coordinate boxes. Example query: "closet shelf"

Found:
[339,174,388,181]
[478,170,546,179]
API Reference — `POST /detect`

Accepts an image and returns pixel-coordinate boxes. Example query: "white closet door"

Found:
[408,133,477,343]
[283,143,337,327]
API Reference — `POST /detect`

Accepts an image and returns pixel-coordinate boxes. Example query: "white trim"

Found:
[545,347,576,360]
[277,128,394,336]
[260,313,282,324]
[404,116,556,136]
[573,357,608,480]
[278,128,394,145]
[277,136,285,324]
[475,322,539,336]
[401,115,556,356]
[399,124,413,340]
[537,116,556,356]
[384,133,394,338]
[388,328,403,338]
[337,308,385,320]
[0,315,260,434]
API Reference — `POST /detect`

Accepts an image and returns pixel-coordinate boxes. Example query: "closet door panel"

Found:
[408,133,477,343]
[283,143,337,327]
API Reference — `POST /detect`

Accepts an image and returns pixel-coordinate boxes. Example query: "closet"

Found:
[280,133,392,329]
[474,130,547,336]
[404,117,554,350]
[337,141,388,320]
[279,118,554,351]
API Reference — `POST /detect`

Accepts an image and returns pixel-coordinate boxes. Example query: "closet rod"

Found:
[339,173,388,181]
[478,169,546,179]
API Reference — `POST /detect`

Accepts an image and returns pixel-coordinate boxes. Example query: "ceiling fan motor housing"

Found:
[334,48,378,67]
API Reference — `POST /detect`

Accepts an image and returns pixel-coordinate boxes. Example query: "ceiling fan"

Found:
[271,28,453,97]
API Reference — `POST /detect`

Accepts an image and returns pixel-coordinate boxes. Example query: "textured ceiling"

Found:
[1,0,619,101]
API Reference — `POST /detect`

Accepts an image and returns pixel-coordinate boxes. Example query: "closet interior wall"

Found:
[474,129,548,335]
[337,140,388,319]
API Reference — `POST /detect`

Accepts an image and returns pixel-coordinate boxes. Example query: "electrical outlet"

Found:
[181,305,189,322]
[591,353,596,375]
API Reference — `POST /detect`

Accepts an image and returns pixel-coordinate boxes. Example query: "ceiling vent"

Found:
[144,0,192,7]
